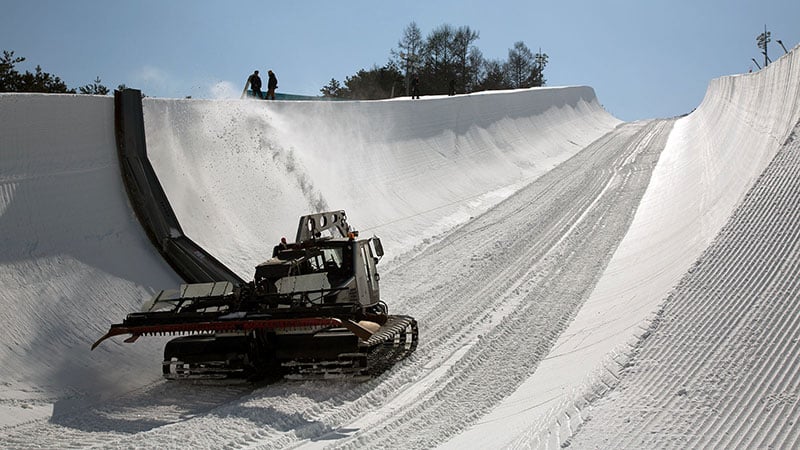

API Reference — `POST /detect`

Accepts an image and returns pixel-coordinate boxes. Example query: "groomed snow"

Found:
[1,43,799,449]
[0,94,181,427]
[448,43,800,449]
[143,87,619,277]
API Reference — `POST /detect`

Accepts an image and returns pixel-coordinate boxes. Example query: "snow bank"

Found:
[450,45,800,448]
[143,87,620,277]
[0,94,181,426]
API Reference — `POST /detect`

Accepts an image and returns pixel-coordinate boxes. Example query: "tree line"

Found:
[1,50,117,95]
[320,22,549,100]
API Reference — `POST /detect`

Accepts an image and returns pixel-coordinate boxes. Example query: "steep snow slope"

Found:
[490,45,800,448]
[143,87,620,277]
[570,114,800,450]
[562,47,800,449]
[0,94,181,427]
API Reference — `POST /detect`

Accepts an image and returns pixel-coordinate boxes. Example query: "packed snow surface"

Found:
[1,44,800,449]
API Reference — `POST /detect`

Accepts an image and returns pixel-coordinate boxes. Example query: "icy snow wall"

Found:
[143,87,621,277]
[449,44,800,449]
[0,94,181,425]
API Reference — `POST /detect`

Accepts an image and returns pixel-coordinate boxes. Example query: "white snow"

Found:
[447,44,800,449]
[0,94,181,427]
[143,86,618,277]
[1,43,799,449]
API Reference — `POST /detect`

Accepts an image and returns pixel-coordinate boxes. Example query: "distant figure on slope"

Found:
[411,74,420,99]
[267,70,278,100]
[448,79,455,96]
[244,70,263,99]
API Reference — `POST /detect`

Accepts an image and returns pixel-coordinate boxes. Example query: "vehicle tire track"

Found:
[568,121,800,449]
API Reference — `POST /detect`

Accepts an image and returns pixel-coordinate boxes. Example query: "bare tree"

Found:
[392,22,424,95]
[451,26,481,93]
[324,23,550,97]
[507,41,534,88]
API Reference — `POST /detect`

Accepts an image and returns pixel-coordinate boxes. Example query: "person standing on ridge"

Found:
[411,74,420,99]
[267,70,278,100]
[244,70,263,99]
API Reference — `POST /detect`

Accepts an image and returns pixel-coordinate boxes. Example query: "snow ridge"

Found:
[569,117,800,449]
[515,44,800,448]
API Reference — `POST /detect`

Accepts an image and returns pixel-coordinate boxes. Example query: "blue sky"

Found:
[3,0,799,121]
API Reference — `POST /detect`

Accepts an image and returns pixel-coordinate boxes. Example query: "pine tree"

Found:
[342,63,404,100]
[320,78,345,98]
[0,50,25,91]
[0,50,74,93]
[476,59,511,91]
[531,51,549,87]
[79,76,110,95]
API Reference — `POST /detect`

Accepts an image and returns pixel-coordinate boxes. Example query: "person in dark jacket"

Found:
[411,74,420,99]
[247,70,263,99]
[267,70,278,100]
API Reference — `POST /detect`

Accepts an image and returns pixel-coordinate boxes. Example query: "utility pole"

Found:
[757,24,771,67]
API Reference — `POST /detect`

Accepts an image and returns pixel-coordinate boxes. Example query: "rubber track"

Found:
[363,315,419,376]
[287,315,418,379]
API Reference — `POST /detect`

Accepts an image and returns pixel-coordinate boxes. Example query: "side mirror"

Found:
[371,237,384,259]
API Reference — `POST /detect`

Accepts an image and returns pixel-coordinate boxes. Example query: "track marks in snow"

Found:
[328,120,674,449]
[0,381,251,448]
[202,119,673,449]
[0,120,673,449]
[569,121,800,449]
